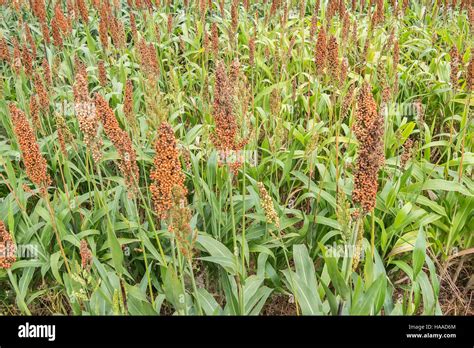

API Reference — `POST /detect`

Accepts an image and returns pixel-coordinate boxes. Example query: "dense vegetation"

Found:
[0,0,473,315]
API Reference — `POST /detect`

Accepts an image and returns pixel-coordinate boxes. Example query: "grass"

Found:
[0,0,472,316]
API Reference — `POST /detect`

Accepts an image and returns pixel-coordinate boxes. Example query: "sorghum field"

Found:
[0,0,472,316]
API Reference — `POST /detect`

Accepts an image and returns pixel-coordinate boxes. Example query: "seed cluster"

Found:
[21,43,33,76]
[138,39,159,76]
[12,38,21,75]
[249,34,255,66]
[352,83,385,213]
[123,79,134,124]
[393,40,400,97]
[315,26,327,75]
[80,239,92,270]
[0,35,9,62]
[34,73,49,112]
[42,57,52,86]
[257,182,280,229]
[168,185,195,259]
[29,94,41,131]
[211,60,247,174]
[54,2,71,36]
[98,60,107,86]
[211,23,219,57]
[327,35,339,82]
[94,94,139,194]
[341,84,355,119]
[467,53,474,92]
[352,221,364,271]
[52,16,63,48]
[150,122,186,220]
[73,68,103,163]
[400,138,414,168]
[24,24,37,59]
[76,0,89,24]
[0,221,16,269]
[10,103,51,188]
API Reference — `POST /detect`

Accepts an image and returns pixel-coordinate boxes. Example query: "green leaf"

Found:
[417,271,435,315]
[293,244,317,295]
[197,288,222,315]
[413,227,426,280]
[282,269,322,315]
[393,203,412,230]
[420,179,471,196]
[197,234,238,274]
[107,225,124,275]
[319,278,339,315]
[351,276,385,315]
[320,244,349,300]
[163,267,185,312]
[50,251,63,285]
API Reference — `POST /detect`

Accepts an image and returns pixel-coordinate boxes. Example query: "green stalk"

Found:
[228,171,244,314]
[188,257,203,315]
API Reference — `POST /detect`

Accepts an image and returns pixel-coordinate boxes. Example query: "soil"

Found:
[261,293,297,315]
[438,256,473,315]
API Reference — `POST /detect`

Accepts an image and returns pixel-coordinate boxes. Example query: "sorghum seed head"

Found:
[249,34,255,66]
[42,57,52,86]
[168,185,195,259]
[450,45,459,89]
[150,122,187,220]
[77,0,89,24]
[212,60,248,173]
[56,113,73,156]
[341,84,355,118]
[21,43,33,76]
[352,83,385,213]
[80,239,92,270]
[327,35,340,82]
[29,94,41,131]
[12,38,21,75]
[9,103,51,187]
[467,53,474,92]
[211,22,219,56]
[0,35,9,62]
[130,12,138,42]
[98,60,107,86]
[315,26,327,75]
[400,138,414,168]
[24,24,37,58]
[231,0,239,33]
[94,94,139,194]
[0,221,16,269]
[257,182,280,229]
[167,13,173,34]
[54,2,70,36]
[352,222,364,271]
[52,17,64,48]
[34,73,49,112]
[73,68,103,163]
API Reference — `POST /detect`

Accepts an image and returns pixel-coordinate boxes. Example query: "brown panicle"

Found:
[73,67,103,163]
[315,26,327,75]
[94,94,139,194]
[0,221,16,269]
[168,185,195,260]
[352,83,385,213]
[211,60,248,174]
[150,122,187,220]
[9,103,51,188]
